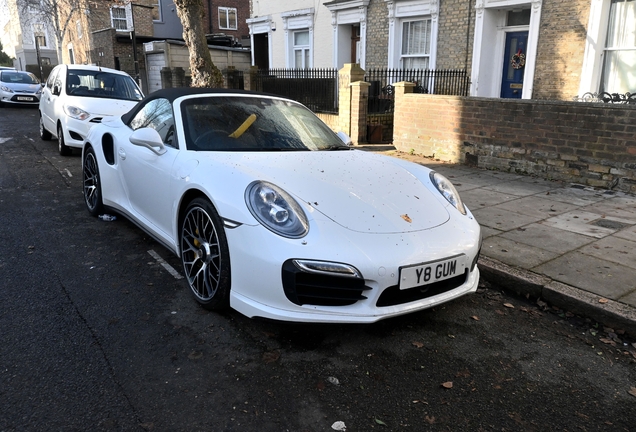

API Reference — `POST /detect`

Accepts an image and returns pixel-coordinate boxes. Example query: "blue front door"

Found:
[500,31,528,98]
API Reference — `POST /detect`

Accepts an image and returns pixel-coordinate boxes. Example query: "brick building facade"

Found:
[364,0,389,69]
[203,0,251,46]
[531,0,590,100]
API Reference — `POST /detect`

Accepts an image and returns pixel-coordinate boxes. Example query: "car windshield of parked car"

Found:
[181,96,349,152]
[66,70,143,101]
[1,71,40,84]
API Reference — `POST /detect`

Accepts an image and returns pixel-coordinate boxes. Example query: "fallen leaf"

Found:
[331,421,347,431]
[262,350,280,364]
[412,341,424,348]
[504,303,515,308]
[599,338,616,346]
[598,298,609,304]
[374,418,388,426]
[327,376,340,385]
[188,351,203,360]
[441,381,453,389]
[471,316,480,321]
[629,388,636,398]
[425,416,436,424]
[401,214,412,223]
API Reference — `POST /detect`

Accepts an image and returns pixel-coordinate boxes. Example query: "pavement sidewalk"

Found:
[362,146,636,336]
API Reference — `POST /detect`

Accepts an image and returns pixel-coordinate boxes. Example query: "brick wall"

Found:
[533,0,590,100]
[436,0,473,72]
[92,29,117,69]
[393,84,636,193]
[365,0,389,69]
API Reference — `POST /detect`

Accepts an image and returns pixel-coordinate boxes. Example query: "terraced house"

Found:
[247,0,635,101]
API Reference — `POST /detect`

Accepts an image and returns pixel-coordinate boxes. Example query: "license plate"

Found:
[399,255,466,290]
[17,96,34,101]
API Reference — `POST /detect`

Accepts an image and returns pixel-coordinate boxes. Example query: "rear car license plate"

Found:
[17,96,34,101]
[399,255,466,290]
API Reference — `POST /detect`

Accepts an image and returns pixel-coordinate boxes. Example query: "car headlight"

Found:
[36,87,43,95]
[245,181,309,238]
[0,85,13,93]
[64,105,90,120]
[430,171,467,215]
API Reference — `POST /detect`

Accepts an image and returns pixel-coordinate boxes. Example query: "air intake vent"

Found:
[282,260,371,306]
[376,271,468,307]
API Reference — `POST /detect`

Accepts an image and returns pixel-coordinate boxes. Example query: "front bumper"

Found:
[0,91,40,105]
[225,210,481,323]
[61,115,103,148]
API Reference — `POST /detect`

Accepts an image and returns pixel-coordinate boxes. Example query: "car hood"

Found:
[4,83,40,92]
[64,96,139,116]
[200,150,450,234]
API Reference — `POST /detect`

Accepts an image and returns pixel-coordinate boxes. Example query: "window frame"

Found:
[292,30,310,69]
[130,98,176,147]
[399,18,432,69]
[580,0,636,96]
[599,0,636,93]
[218,7,238,30]
[282,8,314,69]
[152,0,162,22]
[110,5,131,32]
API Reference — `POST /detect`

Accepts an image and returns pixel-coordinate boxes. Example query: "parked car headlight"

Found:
[0,85,13,93]
[64,105,90,120]
[430,171,467,215]
[245,181,309,238]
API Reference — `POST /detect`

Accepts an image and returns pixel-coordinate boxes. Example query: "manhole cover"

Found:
[591,219,631,230]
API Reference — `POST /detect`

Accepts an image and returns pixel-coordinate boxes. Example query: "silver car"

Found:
[0,71,43,106]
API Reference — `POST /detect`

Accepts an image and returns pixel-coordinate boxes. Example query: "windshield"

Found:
[0,71,40,84]
[66,70,143,101]
[181,96,348,152]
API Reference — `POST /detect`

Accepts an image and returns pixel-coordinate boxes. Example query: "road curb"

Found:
[478,256,636,337]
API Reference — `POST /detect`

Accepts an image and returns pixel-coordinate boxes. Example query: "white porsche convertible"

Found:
[82,88,481,323]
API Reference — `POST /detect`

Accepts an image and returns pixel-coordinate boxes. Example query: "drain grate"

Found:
[591,219,631,230]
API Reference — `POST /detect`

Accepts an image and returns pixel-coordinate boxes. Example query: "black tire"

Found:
[57,124,72,156]
[82,146,104,216]
[39,115,52,140]
[180,198,231,310]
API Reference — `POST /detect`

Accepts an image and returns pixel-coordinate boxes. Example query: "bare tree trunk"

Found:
[173,0,223,88]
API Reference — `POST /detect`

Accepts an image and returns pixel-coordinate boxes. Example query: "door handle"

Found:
[118,147,126,160]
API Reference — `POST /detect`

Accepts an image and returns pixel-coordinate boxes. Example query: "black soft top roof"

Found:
[120,87,273,125]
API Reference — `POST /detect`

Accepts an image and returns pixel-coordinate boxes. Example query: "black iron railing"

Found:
[573,92,636,104]
[224,69,244,90]
[365,68,470,113]
[254,68,339,113]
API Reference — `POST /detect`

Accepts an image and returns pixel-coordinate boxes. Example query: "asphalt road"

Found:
[1,105,635,431]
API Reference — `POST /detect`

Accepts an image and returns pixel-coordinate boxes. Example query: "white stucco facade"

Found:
[249,0,335,68]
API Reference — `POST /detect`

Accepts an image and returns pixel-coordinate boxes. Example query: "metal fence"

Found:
[573,92,636,105]
[365,68,470,113]
[224,68,244,90]
[254,68,339,113]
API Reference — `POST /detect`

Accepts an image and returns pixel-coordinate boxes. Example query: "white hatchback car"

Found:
[39,64,143,155]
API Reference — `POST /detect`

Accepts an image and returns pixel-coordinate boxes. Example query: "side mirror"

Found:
[130,128,167,155]
[53,85,60,96]
[336,131,353,146]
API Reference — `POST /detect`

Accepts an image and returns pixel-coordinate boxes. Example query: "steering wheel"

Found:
[193,129,233,150]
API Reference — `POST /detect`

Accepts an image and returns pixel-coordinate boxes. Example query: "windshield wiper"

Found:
[257,147,308,152]
[322,145,351,151]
